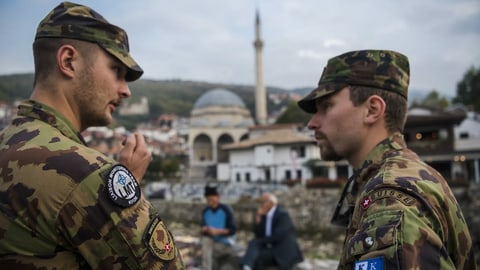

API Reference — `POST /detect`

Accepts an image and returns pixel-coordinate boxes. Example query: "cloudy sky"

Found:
[0,0,479,97]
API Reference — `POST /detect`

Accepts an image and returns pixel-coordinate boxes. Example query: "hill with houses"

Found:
[0,73,296,116]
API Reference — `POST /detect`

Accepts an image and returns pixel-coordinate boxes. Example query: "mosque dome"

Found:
[190,88,253,128]
[193,88,246,109]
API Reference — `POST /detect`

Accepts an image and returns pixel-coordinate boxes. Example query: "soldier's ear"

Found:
[56,44,77,78]
[364,95,386,125]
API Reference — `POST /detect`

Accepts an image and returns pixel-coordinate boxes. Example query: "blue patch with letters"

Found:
[354,256,384,270]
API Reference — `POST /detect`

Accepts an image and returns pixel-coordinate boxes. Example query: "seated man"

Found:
[201,185,237,270]
[241,193,303,270]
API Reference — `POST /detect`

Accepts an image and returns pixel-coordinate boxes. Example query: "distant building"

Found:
[404,106,478,184]
[83,126,126,158]
[137,114,188,157]
[85,114,188,156]
[0,101,19,130]
[222,124,319,183]
[118,96,149,115]
[303,106,479,186]
[453,107,480,183]
[188,88,254,181]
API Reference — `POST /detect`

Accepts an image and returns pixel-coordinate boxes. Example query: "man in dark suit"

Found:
[241,193,303,270]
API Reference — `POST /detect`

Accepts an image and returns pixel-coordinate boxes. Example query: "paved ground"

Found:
[172,228,340,270]
[176,238,339,270]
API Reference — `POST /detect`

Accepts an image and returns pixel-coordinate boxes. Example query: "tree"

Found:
[146,157,162,180]
[160,158,180,177]
[146,156,181,180]
[275,100,311,125]
[453,66,480,111]
[411,90,449,109]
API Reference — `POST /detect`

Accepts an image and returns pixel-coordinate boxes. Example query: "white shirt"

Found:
[265,206,277,237]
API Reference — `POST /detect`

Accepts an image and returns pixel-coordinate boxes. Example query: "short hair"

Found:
[348,85,407,133]
[264,193,278,205]
[32,38,97,85]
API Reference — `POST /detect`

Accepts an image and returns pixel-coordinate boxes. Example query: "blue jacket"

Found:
[201,203,236,245]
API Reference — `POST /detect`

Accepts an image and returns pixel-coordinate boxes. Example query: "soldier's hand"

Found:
[118,132,152,183]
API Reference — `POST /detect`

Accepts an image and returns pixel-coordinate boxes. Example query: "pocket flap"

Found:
[347,210,402,258]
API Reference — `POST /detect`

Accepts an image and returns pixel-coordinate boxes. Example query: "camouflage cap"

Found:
[298,50,410,113]
[35,1,143,82]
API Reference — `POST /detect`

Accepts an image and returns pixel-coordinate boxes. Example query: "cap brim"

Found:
[297,83,343,113]
[105,47,144,82]
[298,88,322,113]
[125,65,144,82]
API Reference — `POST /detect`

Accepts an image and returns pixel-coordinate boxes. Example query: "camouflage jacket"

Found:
[0,100,185,269]
[334,133,476,270]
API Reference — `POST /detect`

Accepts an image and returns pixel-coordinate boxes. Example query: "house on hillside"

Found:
[118,96,149,115]
[404,106,479,185]
[453,107,480,184]
[221,123,319,183]
[297,105,478,186]
[0,101,19,130]
[137,114,188,158]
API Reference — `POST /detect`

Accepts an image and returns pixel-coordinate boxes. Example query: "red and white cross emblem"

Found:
[361,197,371,209]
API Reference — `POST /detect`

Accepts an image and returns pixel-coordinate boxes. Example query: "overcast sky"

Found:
[0,0,479,97]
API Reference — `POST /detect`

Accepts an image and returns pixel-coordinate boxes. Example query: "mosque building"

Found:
[186,11,270,181]
[187,88,254,180]
[186,11,319,183]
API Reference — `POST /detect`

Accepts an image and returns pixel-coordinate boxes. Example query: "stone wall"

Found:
[150,185,342,233]
[454,184,480,266]
[151,183,480,265]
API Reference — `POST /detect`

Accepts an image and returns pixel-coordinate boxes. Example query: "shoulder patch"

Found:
[354,256,384,270]
[105,164,140,207]
[368,188,416,206]
[143,215,176,261]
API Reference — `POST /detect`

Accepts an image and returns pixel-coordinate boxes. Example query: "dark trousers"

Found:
[241,239,277,270]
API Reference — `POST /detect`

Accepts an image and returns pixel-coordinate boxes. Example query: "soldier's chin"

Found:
[86,117,111,128]
[102,118,113,127]
[320,150,342,161]
[101,112,114,125]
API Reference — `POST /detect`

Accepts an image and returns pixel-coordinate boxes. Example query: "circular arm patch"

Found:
[106,164,141,207]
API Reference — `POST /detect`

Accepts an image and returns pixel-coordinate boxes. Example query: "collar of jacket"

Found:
[18,100,87,146]
[352,132,406,188]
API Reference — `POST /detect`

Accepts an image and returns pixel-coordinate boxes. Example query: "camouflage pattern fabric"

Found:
[0,100,185,269]
[35,1,143,82]
[298,49,410,113]
[333,133,476,269]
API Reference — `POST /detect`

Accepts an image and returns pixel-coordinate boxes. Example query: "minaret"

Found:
[254,10,267,125]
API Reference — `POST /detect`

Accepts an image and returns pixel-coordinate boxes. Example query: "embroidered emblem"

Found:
[368,188,416,206]
[354,256,384,270]
[106,164,140,207]
[365,236,374,247]
[361,197,371,209]
[143,215,176,261]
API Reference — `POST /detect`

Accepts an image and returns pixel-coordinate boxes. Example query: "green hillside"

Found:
[0,73,34,101]
[0,73,295,129]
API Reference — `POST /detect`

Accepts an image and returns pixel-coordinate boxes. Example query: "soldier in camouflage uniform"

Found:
[298,50,476,269]
[0,2,184,269]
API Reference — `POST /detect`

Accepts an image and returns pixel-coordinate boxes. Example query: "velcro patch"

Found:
[354,256,384,270]
[105,164,140,207]
[143,216,176,261]
[367,188,416,206]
